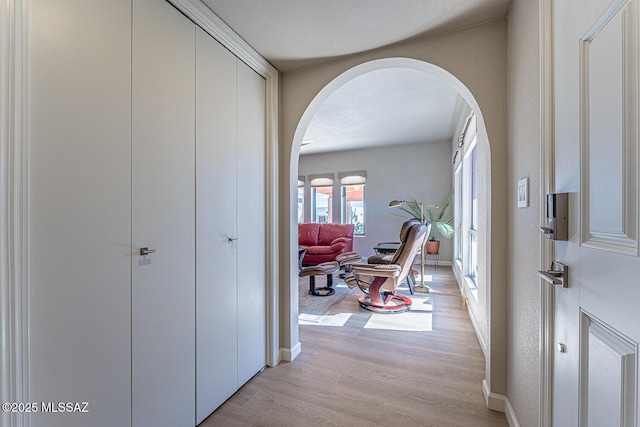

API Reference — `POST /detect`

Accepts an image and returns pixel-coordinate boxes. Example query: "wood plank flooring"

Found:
[200,266,508,426]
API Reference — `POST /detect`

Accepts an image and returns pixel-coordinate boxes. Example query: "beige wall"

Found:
[279,20,509,398]
[506,0,542,425]
[299,142,454,260]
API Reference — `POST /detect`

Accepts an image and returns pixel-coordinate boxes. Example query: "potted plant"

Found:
[390,188,455,254]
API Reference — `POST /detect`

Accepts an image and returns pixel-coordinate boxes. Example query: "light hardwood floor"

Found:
[201,266,508,426]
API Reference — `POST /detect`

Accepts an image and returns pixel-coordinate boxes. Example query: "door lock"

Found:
[540,193,568,240]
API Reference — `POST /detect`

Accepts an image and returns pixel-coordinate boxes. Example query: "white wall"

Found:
[506,0,542,426]
[299,142,453,260]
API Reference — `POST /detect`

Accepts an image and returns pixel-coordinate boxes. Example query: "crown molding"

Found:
[167,0,278,79]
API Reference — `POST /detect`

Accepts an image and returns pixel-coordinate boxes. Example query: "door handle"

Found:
[537,261,568,287]
[227,237,238,243]
[139,247,156,256]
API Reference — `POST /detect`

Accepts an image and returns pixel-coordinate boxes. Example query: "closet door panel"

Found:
[132,1,195,426]
[236,61,267,386]
[195,27,239,424]
[27,1,132,426]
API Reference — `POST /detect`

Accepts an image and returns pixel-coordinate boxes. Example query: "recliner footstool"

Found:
[335,251,363,278]
[299,261,339,296]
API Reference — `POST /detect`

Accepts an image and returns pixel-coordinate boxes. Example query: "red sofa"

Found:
[298,223,354,266]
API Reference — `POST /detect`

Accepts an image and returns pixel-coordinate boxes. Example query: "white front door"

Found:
[553,0,640,425]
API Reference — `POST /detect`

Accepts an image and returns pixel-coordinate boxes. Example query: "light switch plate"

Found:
[517,177,528,208]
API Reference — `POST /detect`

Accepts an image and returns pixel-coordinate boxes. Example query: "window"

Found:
[297,177,305,224]
[339,172,366,235]
[310,175,334,223]
[453,113,479,295]
[313,187,332,223]
[454,167,462,262]
[468,145,478,283]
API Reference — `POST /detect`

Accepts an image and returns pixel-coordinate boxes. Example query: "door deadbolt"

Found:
[540,193,568,240]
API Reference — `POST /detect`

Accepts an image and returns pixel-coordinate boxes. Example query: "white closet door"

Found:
[195,27,239,424]
[236,60,267,386]
[27,1,132,426]
[132,1,195,426]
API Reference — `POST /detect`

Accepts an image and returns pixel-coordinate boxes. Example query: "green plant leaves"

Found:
[387,188,455,241]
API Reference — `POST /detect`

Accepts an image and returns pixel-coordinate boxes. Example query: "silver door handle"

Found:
[537,261,568,287]
[227,237,238,243]
[139,247,156,256]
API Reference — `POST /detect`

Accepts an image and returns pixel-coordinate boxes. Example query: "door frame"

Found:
[1,2,29,427]
[540,0,555,425]
[288,56,503,405]
[0,2,280,426]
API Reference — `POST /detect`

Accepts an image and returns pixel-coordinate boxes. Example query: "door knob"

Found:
[537,261,568,287]
[139,247,156,256]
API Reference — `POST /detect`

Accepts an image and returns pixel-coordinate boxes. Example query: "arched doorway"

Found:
[287,57,501,407]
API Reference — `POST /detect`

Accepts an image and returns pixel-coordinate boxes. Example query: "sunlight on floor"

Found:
[299,267,444,330]
[409,296,434,312]
[363,295,433,331]
[299,312,353,327]
[299,293,435,331]
[364,311,432,331]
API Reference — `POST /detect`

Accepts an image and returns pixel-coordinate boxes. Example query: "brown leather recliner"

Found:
[298,223,354,266]
[346,219,429,313]
[367,218,423,294]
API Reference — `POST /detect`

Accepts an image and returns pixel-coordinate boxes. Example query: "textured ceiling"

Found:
[201,0,511,72]
[199,0,509,154]
[300,68,462,154]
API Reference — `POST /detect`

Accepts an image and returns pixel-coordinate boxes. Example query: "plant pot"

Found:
[426,240,440,255]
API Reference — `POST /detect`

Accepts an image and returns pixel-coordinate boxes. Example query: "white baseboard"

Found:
[504,398,521,427]
[451,264,486,358]
[423,260,453,267]
[467,304,487,357]
[279,341,302,362]
[412,260,452,269]
[482,379,506,412]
